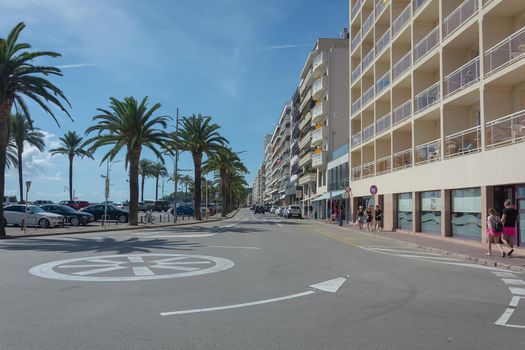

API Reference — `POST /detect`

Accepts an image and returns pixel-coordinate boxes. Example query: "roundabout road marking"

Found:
[29,253,234,282]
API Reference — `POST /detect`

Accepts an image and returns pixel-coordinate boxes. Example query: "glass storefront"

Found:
[451,188,481,240]
[397,193,412,231]
[421,191,441,234]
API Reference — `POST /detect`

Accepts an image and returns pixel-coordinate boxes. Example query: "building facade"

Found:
[349,0,525,245]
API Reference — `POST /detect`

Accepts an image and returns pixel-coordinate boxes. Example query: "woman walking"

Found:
[356,206,365,231]
[486,208,505,257]
[501,200,518,257]
[374,204,383,231]
[365,204,374,231]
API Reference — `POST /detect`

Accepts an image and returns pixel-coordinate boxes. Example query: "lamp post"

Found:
[173,107,180,223]
[23,181,31,235]
[101,159,121,229]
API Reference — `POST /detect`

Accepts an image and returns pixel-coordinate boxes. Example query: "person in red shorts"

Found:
[486,208,505,257]
[501,200,518,257]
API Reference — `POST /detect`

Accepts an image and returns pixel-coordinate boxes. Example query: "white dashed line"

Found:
[502,279,525,286]
[495,308,516,326]
[509,287,525,296]
[493,272,517,278]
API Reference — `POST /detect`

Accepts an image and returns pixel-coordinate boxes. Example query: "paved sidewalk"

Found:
[313,219,525,272]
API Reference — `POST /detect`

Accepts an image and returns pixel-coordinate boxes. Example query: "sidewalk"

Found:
[313,219,525,272]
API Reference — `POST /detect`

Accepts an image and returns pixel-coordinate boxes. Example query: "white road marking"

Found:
[310,277,347,293]
[397,254,462,261]
[509,287,525,296]
[278,224,282,227]
[132,266,155,276]
[502,279,525,286]
[368,248,442,256]
[207,245,261,250]
[138,234,216,238]
[73,266,126,276]
[495,308,516,326]
[128,256,144,263]
[510,296,525,307]
[493,272,517,278]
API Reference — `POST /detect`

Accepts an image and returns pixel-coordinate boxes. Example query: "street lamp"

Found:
[23,181,31,235]
[101,159,122,228]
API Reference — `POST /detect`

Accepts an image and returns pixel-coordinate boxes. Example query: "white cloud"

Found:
[259,44,310,50]
[56,63,96,69]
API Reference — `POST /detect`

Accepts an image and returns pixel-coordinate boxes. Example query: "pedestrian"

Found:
[501,199,518,257]
[356,206,365,231]
[486,208,505,257]
[374,204,383,231]
[365,204,373,231]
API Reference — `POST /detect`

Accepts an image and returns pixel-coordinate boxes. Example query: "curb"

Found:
[310,219,525,273]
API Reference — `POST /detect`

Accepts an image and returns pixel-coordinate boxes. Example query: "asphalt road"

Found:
[0,208,524,349]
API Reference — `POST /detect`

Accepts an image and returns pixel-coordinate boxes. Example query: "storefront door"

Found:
[518,199,525,247]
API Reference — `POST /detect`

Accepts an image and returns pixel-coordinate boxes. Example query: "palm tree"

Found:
[0,22,71,236]
[139,159,154,202]
[11,114,45,202]
[203,147,247,216]
[174,114,228,220]
[150,161,167,200]
[85,96,170,225]
[50,131,93,201]
[6,135,17,170]
[181,175,193,203]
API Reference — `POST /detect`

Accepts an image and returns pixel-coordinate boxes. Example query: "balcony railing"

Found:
[362,161,376,178]
[311,102,325,122]
[444,56,480,97]
[363,12,375,36]
[484,26,525,76]
[393,99,412,124]
[486,109,525,149]
[351,131,362,147]
[363,85,375,106]
[375,29,391,56]
[363,124,375,142]
[351,64,362,82]
[393,4,411,37]
[299,112,311,131]
[375,71,390,95]
[376,113,391,134]
[351,165,362,181]
[443,0,478,39]
[312,77,326,99]
[375,0,388,18]
[351,97,362,115]
[415,139,441,165]
[351,29,362,52]
[413,0,429,13]
[415,82,440,114]
[393,149,412,171]
[393,51,412,81]
[363,49,375,70]
[312,52,326,75]
[483,0,495,7]
[444,125,482,158]
[312,152,325,168]
[376,155,392,175]
[311,127,324,146]
[414,27,439,63]
[351,0,362,20]
[299,131,312,150]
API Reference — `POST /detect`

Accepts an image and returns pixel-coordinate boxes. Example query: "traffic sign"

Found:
[370,185,378,195]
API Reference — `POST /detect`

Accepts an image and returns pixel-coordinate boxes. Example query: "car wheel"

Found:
[118,215,127,223]
[39,218,50,228]
[70,217,79,226]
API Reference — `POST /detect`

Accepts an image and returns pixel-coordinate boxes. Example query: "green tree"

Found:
[85,96,170,225]
[0,22,70,236]
[181,175,193,203]
[173,114,228,220]
[139,159,154,202]
[150,161,167,200]
[50,131,93,201]
[10,114,45,202]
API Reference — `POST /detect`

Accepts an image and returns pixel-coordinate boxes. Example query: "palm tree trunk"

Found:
[221,172,227,217]
[141,174,145,202]
[192,152,202,220]
[155,175,159,201]
[69,155,74,201]
[17,148,23,203]
[185,184,188,203]
[129,146,141,225]
[0,101,12,236]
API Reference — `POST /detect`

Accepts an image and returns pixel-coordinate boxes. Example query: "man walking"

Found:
[501,199,518,256]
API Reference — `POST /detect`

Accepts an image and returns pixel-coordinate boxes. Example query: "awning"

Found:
[312,190,345,202]
[301,193,321,202]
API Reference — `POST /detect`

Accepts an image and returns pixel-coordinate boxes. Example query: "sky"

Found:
[1,0,348,202]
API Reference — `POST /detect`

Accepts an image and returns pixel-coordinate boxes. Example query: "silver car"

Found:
[3,205,64,228]
[286,205,302,219]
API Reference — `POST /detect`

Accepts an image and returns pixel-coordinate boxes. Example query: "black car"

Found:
[81,204,129,223]
[254,205,265,214]
[40,204,94,226]
[154,200,170,212]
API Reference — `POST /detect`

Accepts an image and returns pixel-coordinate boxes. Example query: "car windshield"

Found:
[60,205,77,213]
[29,206,45,213]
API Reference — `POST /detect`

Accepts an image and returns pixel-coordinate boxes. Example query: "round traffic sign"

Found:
[370,185,378,195]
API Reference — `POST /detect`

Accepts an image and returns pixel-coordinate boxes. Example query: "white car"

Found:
[286,205,302,219]
[3,205,64,228]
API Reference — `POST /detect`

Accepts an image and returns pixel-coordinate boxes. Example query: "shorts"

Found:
[486,227,500,238]
[502,227,516,237]
[366,216,372,223]
[357,216,365,224]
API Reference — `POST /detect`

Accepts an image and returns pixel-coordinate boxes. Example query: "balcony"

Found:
[362,161,376,178]
[375,71,390,95]
[363,12,375,37]
[351,131,362,147]
[299,131,312,150]
[299,89,312,112]
[363,49,375,70]
[351,165,362,181]
[298,172,317,185]
[376,29,391,56]
[393,51,412,81]
[351,64,362,82]
[443,0,478,40]
[393,4,411,38]
[351,29,362,53]
[363,85,375,106]
[376,155,392,175]
[393,148,413,171]
[414,139,441,165]
[393,99,412,125]
[414,27,439,63]
[299,111,312,131]
[362,123,375,142]
[444,57,479,98]
[413,0,429,14]
[312,152,327,168]
[444,125,481,158]
[312,52,326,78]
[351,97,362,116]
[311,101,326,123]
[299,152,312,167]
[483,0,495,6]
[299,68,313,94]
[375,0,387,17]
[415,82,440,114]
[484,26,525,76]
[486,110,525,149]
[312,76,327,100]
[351,0,362,20]
[311,127,325,147]
[376,113,391,134]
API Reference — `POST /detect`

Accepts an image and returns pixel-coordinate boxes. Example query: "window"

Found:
[397,193,412,230]
[421,191,441,234]
[452,188,482,240]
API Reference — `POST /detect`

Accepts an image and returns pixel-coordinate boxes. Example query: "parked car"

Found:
[3,195,17,206]
[59,200,91,210]
[169,205,195,216]
[33,200,54,206]
[138,200,155,212]
[154,200,170,212]
[280,206,288,217]
[250,205,256,211]
[81,204,128,223]
[3,205,64,228]
[270,205,277,213]
[275,206,284,216]
[40,204,94,226]
[286,205,302,219]
[254,205,265,214]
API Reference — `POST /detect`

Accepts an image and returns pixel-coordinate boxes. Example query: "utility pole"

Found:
[104,159,109,229]
[173,107,179,223]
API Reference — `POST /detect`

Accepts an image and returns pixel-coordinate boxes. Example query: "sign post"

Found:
[23,181,31,235]
[370,185,378,196]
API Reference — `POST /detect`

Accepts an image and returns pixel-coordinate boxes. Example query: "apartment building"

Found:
[349,0,525,245]
[285,90,304,204]
[297,37,350,219]
[251,164,265,205]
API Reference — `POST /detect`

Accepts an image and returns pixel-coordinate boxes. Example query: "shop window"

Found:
[421,191,441,234]
[451,188,481,240]
[397,193,412,231]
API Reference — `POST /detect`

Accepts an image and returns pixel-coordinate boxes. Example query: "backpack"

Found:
[491,216,503,233]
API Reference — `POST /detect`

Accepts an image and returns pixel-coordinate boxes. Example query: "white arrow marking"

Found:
[310,277,347,293]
